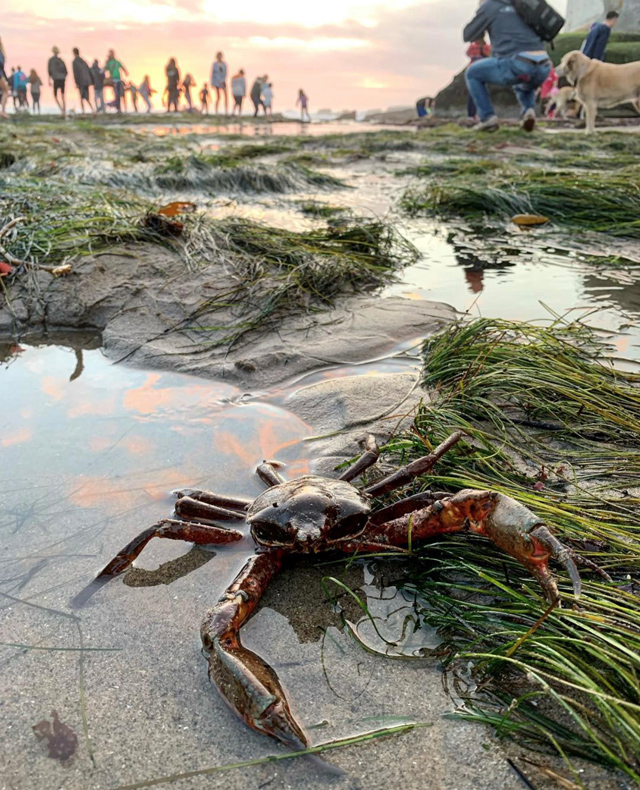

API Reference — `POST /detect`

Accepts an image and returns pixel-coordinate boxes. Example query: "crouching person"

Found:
[463,0,551,132]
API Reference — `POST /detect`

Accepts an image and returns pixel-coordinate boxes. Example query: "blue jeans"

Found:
[465,56,551,121]
[94,87,104,112]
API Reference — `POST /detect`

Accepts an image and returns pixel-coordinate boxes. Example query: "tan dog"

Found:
[556,50,640,133]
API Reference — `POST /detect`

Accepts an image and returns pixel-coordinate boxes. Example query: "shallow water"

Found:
[202,145,640,359]
[200,148,640,358]
[1,337,454,790]
[134,121,396,138]
[388,220,640,358]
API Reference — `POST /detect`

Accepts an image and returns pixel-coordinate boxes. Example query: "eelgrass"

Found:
[402,169,640,237]
[297,200,350,219]
[0,177,414,351]
[376,318,640,782]
[153,155,345,194]
[192,217,418,348]
[0,181,158,264]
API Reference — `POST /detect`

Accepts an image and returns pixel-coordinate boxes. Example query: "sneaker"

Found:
[521,108,536,132]
[472,115,500,132]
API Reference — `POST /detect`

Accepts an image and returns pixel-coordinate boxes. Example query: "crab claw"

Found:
[207,640,345,777]
[462,490,581,604]
[530,525,582,602]
[207,639,309,750]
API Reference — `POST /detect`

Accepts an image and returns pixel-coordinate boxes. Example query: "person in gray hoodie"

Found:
[48,46,68,118]
[231,69,246,115]
[463,0,551,132]
[72,48,95,115]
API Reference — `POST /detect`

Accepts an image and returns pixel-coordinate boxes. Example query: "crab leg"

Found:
[71,519,244,608]
[175,496,247,523]
[338,435,380,482]
[175,489,252,512]
[364,431,464,498]
[201,550,311,749]
[256,461,287,488]
[95,519,243,578]
[349,489,586,604]
[369,491,449,526]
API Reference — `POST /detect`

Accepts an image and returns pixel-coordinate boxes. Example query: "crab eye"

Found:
[251,520,296,547]
[326,512,368,542]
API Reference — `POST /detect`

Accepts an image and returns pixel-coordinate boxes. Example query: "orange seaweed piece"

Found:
[157,201,197,217]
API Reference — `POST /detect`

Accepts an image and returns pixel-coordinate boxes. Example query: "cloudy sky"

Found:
[3,0,569,111]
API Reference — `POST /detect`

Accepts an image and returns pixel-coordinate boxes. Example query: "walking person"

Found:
[14,66,28,109]
[165,58,181,112]
[105,49,128,113]
[9,67,18,109]
[139,76,155,112]
[72,48,95,115]
[91,60,105,112]
[48,46,68,118]
[182,73,195,110]
[128,81,139,112]
[29,69,42,113]
[211,52,228,114]
[463,0,552,132]
[296,88,310,122]
[582,11,619,61]
[200,83,210,114]
[465,36,491,120]
[261,81,273,116]
[0,40,10,118]
[250,75,266,116]
[231,68,246,115]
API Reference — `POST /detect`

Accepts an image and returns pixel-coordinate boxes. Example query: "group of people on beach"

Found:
[0,43,156,119]
[0,39,311,120]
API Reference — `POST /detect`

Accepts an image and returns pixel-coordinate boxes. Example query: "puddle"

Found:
[386,220,640,357]
[0,334,457,789]
[132,121,401,138]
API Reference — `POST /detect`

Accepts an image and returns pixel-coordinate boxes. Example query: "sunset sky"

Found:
[3,0,570,112]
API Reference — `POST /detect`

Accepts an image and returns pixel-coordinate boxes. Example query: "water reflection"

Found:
[0,341,312,574]
[137,121,396,138]
[387,221,640,357]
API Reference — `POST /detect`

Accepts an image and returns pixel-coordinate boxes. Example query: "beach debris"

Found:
[0,217,30,269]
[51,264,73,277]
[32,710,78,762]
[512,213,550,227]
[0,262,15,277]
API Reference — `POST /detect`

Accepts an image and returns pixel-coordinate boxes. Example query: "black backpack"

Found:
[512,0,565,42]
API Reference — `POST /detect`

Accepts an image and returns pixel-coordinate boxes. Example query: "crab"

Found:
[77,431,590,757]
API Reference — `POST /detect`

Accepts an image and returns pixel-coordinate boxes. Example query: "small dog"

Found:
[547,86,580,119]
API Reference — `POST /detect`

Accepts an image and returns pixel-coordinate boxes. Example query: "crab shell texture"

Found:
[247,475,371,551]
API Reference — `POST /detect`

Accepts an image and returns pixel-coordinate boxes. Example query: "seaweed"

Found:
[376,318,640,783]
